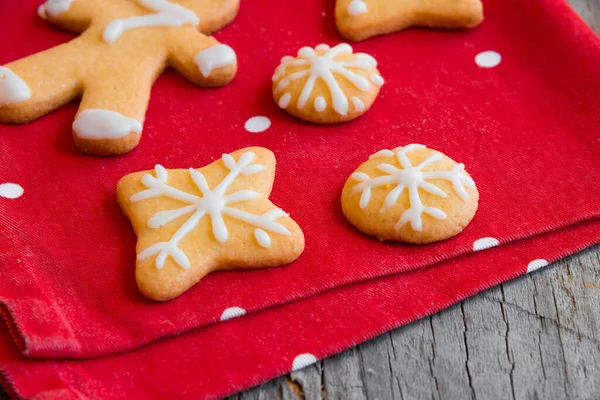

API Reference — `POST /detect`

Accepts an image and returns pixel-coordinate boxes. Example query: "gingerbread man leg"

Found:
[167,27,237,87]
[72,57,158,156]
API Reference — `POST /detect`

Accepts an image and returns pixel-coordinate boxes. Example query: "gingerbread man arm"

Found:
[37,0,104,33]
[167,27,237,87]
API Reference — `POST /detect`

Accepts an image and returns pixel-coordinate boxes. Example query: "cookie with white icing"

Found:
[272,43,384,124]
[336,0,484,42]
[117,147,304,301]
[341,144,478,244]
[0,0,240,156]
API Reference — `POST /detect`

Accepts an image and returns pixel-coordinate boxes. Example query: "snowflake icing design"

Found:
[131,151,291,270]
[272,43,384,115]
[351,144,476,232]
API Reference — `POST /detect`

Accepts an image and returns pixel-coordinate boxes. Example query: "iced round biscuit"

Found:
[117,147,305,301]
[336,0,484,42]
[0,0,240,156]
[341,144,478,244]
[272,43,384,124]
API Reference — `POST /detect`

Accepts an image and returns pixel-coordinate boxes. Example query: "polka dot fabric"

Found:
[1,0,600,397]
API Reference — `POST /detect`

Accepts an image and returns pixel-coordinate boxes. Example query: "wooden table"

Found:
[1,1,598,399]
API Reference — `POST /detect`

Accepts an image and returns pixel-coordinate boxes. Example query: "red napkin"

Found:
[1,0,600,396]
[1,0,600,361]
[2,220,600,399]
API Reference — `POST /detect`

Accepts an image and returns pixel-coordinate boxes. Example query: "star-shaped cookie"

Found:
[336,0,484,41]
[117,147,305,301]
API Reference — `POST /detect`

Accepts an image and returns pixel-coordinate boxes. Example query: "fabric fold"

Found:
[1,219,599,399]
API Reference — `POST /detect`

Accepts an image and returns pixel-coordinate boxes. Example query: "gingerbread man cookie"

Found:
[0,0,239,156]
[336,0,484,41]
[117,147,305,301]
[341,144,478,244]
[272,43,384,124]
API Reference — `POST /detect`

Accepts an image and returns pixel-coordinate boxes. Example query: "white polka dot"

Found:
[220,307,247,321]
[292,353,318,371]
[473,237,500,251]
[244,116,271,133]
[475,51,502,68]
[527,259,549,273]
[0,183,24,199]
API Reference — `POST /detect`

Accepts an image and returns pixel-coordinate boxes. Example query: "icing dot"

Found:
[292,353,318,371]
[355,76,370,91]
[352,96,365,112]
[279,93,292,109]
[315,44,331,52]
[527,259,549,273]
[220,307,247,321]
[370,74,384,87]
[475,51,502,68]
[314,96,327,112]
[347,0,368,16]
[472,237,500,251]
[254,228,272,247]
[0,183,24,199]
[244,116,271,133]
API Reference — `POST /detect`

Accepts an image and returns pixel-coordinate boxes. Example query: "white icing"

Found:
[0,183,24,199]
[244,116,271,133]
[273,44,382,116]
[351,96,364,112]
[0,67,31,105]
[351,144,476,232]
[194,44,237,78]
[37,0,74,20]
[314,96,326,112]
[102,0,199,43]
[72,109,142,140]
[254,229,272,247]
[131,151,290,270]
[347,0,368,16]
[475,51,502,68]
[370,74,384,87]
[278,93,291,109]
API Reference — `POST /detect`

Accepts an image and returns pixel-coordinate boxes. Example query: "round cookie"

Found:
[272,43,384,124]
[341,144,478,244]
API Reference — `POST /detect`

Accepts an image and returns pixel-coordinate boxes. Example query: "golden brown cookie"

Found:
[0,0,239,156]
[117,147,305,301]
[272,43,384,124]
[341,144,478,244]
[335,0,484,42]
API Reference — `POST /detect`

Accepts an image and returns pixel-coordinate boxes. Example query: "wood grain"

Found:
[1,1,598,399]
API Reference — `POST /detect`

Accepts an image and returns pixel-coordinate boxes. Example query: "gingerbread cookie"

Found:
[117,147,305,301]
[272,43,384,124]
[341,144,478,244]
[0,0,239,156]
[336,0,484,42]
